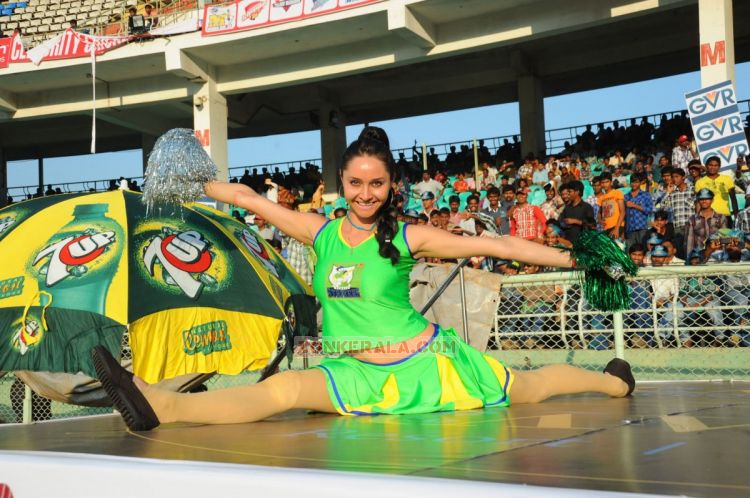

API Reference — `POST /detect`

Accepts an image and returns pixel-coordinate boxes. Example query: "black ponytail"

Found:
[340,127,401,265]
[375,190,400,265]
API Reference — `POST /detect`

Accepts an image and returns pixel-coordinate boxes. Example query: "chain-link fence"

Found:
[492,263,750,380]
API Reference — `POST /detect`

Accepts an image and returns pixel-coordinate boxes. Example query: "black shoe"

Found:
[91,346,160,431]
[603,358,635,396]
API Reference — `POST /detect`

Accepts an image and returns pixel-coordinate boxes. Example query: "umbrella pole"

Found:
[419,259,472,316]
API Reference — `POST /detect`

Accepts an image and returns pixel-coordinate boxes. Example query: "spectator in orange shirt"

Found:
[453,171,474,193]
[509,189,547,241]
[567,160,581,180]
[598,172,626,240]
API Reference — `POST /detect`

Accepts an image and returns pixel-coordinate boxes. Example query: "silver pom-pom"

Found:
[142,128,217,213]
[604,263,626,281]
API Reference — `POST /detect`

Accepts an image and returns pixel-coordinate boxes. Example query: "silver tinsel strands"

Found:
[143,128,217,214]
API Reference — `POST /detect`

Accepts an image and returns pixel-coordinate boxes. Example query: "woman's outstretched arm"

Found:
[205,181,327,246]
[406,224,575,269]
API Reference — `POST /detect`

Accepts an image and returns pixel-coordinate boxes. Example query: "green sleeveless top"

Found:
[312,218,430,353]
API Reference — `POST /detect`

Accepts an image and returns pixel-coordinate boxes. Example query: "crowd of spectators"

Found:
[233,116,750,349]
[5,113,750,349]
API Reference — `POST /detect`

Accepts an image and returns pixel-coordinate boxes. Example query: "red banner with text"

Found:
[202,0,380,36]
[0,37,10,69]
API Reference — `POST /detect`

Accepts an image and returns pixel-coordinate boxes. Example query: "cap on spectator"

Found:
[403,209,419,218]
[687,162,703,171]
[678,134,689,143]
[515,188,530,195]
[421,191,435,200]
[741,163,750,172]
[651,245,669,258]
[495,258,511,266]
[646,233,663,246]
[696,188,715,200]
[708,232,722,241]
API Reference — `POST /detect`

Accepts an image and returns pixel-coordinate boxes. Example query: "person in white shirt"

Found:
[671,135,697,175]
[263,178,278,203]
[412,171,443,200]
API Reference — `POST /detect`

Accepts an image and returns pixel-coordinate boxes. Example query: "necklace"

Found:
[346,213,377,231]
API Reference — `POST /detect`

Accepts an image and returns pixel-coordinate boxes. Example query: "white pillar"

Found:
[319,105,347,195]
[518,75,546,159]
[698,0,735,87]
[193,78,228,209]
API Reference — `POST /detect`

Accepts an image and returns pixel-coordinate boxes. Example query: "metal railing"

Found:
[95,0,201,37]
[7,101,750,199]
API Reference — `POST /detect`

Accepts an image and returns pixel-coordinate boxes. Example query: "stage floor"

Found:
[2,381,749,497]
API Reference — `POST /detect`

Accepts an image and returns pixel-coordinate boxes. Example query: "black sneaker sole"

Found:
[603,358,636,396]
[91,346,160,431]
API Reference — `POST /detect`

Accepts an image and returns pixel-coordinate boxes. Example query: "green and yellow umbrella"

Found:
[0,190,314,383]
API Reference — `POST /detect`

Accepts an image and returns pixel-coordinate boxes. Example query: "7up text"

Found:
[143,230,213,299]
[34,232,115,287]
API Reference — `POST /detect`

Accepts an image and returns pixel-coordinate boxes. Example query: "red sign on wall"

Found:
[195,129,210,146]
[0,38,10,69]
[700,40,726,67]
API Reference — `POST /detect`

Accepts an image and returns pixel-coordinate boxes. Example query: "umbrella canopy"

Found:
[0,191,314,383]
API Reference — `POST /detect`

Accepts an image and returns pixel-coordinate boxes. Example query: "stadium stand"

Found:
[0,0,198,46]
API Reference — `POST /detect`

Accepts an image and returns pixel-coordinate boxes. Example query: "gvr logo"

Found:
[34,232,115,286]
[695,115,744,142]
[143,230,213,298]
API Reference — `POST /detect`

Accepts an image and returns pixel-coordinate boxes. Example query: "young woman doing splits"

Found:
[93,128,634,431]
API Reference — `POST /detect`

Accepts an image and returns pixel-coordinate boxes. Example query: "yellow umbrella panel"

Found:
[0,191,315,383]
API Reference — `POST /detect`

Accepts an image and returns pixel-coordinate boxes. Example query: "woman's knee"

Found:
[509,371,549,404]
[261,370,303,410]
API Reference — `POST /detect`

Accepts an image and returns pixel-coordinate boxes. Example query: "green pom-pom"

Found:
[564,230,638,312]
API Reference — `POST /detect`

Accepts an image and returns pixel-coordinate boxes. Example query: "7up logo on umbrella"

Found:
[30,203,123,316]
[34,231,116,286]
[143,228,216,299]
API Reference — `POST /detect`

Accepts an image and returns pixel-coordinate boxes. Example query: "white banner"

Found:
[685,80,749,170]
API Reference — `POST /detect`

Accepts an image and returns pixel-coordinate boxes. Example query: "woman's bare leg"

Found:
[134,369,336,424]
[510,364,629,404]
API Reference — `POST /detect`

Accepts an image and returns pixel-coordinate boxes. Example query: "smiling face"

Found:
[340,155,391,224]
